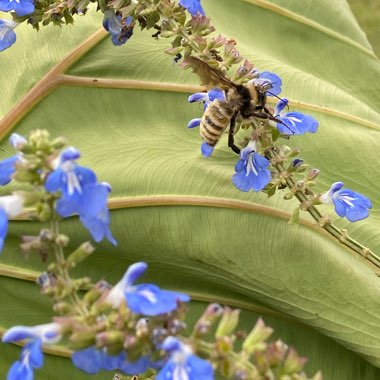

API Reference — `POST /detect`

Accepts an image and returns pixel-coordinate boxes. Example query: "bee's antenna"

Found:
[266,92,289,110]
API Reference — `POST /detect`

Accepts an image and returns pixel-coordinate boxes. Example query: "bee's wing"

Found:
[185,56,235,90]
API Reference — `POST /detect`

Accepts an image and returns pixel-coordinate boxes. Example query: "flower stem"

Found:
[267,147,380,272]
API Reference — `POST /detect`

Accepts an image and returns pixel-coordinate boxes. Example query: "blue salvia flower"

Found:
[156,337,214,380]
[187,88,226,157]
[72,346,151,375]
[320,181,372,222]
[232,141,271,192]
[106,262,190,315]
[6,339,43,380]
[0,133,28,185]
[45,147,97,217]
[274,99,318,135]
[45,147,116,244]
[0,155,19,185]
[0,0,34,16]
[103,10,134,46]
[179,0,205,16]
[0,19,17,52]
[0,194,24,251]
[3,323,62,380]
[250,71,282,96]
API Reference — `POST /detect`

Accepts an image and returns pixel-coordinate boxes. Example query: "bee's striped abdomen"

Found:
[200,100,234,147]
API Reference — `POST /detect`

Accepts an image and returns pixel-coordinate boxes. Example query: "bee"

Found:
[186,56,282,155]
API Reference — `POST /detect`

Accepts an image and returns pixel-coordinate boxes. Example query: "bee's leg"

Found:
[228,115,241,155]
[255,111,294,134]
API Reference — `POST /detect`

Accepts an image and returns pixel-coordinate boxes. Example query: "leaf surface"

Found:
[1,1,380,379]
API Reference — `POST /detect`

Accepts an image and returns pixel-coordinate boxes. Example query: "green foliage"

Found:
[349,0,380,57]
[1,1,380,379]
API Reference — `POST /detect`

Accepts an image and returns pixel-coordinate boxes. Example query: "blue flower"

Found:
[320,182,372,222]
[45,147,97,217]
[45,148,116,244]
[232,141,271,192]
[72,347,120,374]
[9,133,27,149]
[3,322,62,344]
[251,71,282,96]
[3,323,61,380]
[0,0,34,16]
[179,0,205,16]
[156,337,214,380]
[0,133,28,185]
[0,19,17,52]
[72,347,151,375]
[106,262,190,315]
[103,10,134,46]
[0,155,18,185]
[0,194,23,251]
[274,99,318,135]
[188,88,225,111]
[6,339,43,380]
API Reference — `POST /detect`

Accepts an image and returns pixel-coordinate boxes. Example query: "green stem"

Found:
[268,148,380,272]
[50,218,88,315]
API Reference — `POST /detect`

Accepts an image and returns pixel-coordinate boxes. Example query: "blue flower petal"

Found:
[232,152,271,192]
[59,147,81,163]
[7,360,33,380]
[277,112,318,135]
[72,347,102,374]
[179,0,205,16]
[101,351,122,371]
[12,0,34,16]
[0,19,16,52]
[78,183,109,218]
[188,118,201,129]
[80,210,117,246]
[258,71,282,96]
[0,208,8,252]
[332,188,372,222]
[26,340,43,368]
[102,10,122,34]
[0,155,18,185]
[0,0,12,12]
[126,284,190,316]
[274,98,289,115]
[9,133,27,149]
[118,353,150,375]
[157,337,214,380]
[201,142,214,157]
[207,88,225,101]
[188,92,208,103]
[45,164,97,218]
[125,262,148,286]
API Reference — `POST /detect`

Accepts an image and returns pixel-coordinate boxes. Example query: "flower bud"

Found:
[242,318,273,354]
[193,303,223,337]
[282,348,307,374]
[306,168,320,181]
[215,307,240,337]
[66,242,95,267]
[53,301,72,314]
[215,335,233,354]
[96,330,124,347]
[50,137,67,150]
[55,234,69,247]
[69,331,96,349]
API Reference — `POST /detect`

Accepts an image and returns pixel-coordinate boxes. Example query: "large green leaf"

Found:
[1,0,380,379]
